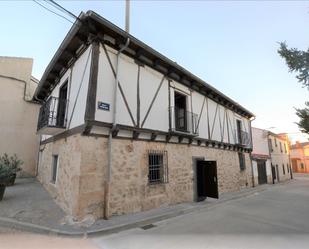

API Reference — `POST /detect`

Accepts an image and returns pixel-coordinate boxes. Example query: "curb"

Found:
[0,181,291,237]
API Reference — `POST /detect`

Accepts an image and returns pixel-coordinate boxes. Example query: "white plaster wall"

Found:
[252,127,270,156]
[67,46,92,129]
[47,45,92,131]
[95,44,252,145]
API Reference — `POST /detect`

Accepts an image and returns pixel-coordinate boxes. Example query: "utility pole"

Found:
[125,0,130,33]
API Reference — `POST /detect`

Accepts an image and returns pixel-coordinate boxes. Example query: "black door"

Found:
[271,164,276,184]
[257,160,267,185]
[196,160,218,201]
[56,82,68,127]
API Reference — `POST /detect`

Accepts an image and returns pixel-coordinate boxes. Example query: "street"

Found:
[92,175,309,249]
[1,174,309,249]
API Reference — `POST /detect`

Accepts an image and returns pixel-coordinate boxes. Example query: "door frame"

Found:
[193,158,219,201]
[192,157,205,202]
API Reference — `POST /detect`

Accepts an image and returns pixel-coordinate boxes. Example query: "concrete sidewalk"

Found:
[0,178,292,237]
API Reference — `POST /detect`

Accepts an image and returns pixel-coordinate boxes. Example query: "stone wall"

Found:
[38,134,107,218]
[38,134,253,220]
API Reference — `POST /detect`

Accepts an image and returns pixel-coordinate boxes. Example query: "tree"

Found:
[278,42,309,135]
[278,42,309,89]
[295,102,309,134]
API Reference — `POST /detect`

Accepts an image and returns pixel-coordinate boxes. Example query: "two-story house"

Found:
[290,142,309,173]
[34,11,255,220]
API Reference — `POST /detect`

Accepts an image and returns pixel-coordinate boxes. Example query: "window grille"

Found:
[238,152,246,171]
[148,150,168,184]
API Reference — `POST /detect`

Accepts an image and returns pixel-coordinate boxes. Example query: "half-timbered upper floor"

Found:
[34,11,254,150]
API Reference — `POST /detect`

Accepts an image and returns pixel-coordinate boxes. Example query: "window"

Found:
[174,91,187,132]
[287,164,290,173]
[148,150,168,184]
[282,164,285,175]
[238,152,246,171]
[301,163,304,169]
[51,155,58,184]
[56,81,68,127]
[268,139,273,152]
[236,120,242,144]
[284,143,287,153]
[275,138,277,147]
[280,142,283,153]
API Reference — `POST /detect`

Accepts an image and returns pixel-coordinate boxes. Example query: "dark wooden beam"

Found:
[151,133,157,141]
[178,136,184,143]
[166,134,172,142]
[133,131,140,139]
[112,129,119,137]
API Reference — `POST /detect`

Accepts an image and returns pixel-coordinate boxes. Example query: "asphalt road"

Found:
[92,174,309,249]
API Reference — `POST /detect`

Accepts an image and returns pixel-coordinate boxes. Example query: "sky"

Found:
[1,0,308,142]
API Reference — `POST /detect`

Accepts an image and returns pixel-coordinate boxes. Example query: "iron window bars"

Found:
[148,150,168,184]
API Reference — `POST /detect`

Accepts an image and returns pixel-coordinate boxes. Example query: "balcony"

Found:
[37,97,67,135]
[169,107,199,136]
[236,130,251,147]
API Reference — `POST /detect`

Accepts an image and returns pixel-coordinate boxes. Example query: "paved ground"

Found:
[92,174,309,249]
[0,177,271,235]
[1,174,308,248]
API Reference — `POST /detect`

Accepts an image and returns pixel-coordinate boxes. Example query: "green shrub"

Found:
[0,154,23,178]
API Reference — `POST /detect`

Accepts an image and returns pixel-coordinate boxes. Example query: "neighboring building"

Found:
[252,128,292,185]
[0,56,40,176]
[34,11,255,220]
[269,133,292,182]
[290,142,309,173]
[251,128,272,185]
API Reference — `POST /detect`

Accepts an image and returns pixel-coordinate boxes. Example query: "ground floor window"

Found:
[282,164,285,175]
[148,150,168,184]
[238,152,246,171]
[51,155,58,184]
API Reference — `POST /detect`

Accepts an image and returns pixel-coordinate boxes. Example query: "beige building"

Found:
[268,133,292,182]
[251,127,272,185]
[290,142,309,173]
[252,128,292,185]
[0,56,40,176]
[35,11,255,220]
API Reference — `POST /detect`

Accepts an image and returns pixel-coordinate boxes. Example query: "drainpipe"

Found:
[104,38,130,219]
[249,116,256,187]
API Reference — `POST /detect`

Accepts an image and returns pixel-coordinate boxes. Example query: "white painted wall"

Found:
[95,44,252,146]
[48,45,92,130]
[252,127,270,156]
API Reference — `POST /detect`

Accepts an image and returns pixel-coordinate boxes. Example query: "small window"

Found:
[51,155,58,184]
[238,152,246,171]
[275,138,277,147]
[148,150,168,184]
[280,142,283,153]
[282,164,285,175]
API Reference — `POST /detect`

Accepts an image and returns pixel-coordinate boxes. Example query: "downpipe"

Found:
[104,38,130,219]
[249,116,256,188]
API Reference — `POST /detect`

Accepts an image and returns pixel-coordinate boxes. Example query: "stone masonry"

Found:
[38,134,253,220]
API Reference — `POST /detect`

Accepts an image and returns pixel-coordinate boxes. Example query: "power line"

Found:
[46,0,81,22]
[32,0,74,24]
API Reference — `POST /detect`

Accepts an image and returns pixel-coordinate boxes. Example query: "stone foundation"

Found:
[38,134,253,220]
